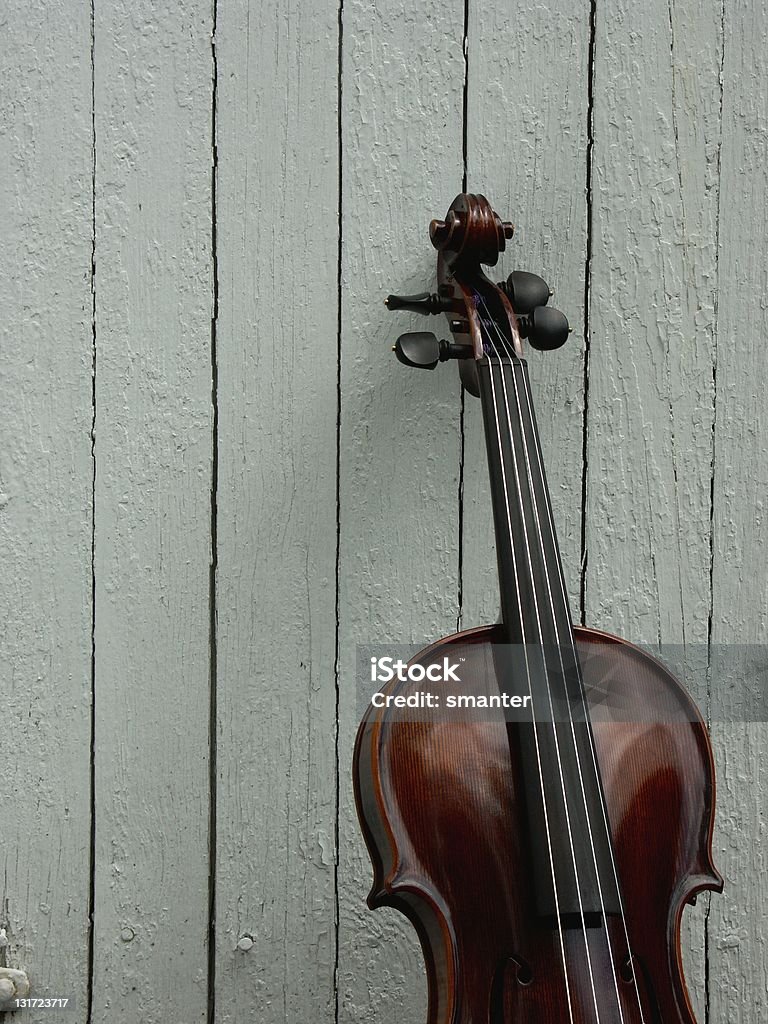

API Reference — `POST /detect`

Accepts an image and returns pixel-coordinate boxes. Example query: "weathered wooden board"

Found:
[462,0,590,633]
[587,0,721,648]
[709,2,768,1020]
[336,1,466,1020]
[213,0,340,1020]
[587,0,723,1016]
[0,3,93,1019]
[1,3,767,1023]
[91,3,213,1021]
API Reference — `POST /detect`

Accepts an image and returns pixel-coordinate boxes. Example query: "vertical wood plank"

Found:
[588,0,723,1015]
[588,0,722,646]
[462,0,591,630]
[337,1,465,1019]
[213,0,340,1020]
[709,2,768,1019]
[0,2,93,1018]
[92,3,213,1020]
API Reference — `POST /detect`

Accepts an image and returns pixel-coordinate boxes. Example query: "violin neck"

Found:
[478,357,573,648]
[477,354,624,922]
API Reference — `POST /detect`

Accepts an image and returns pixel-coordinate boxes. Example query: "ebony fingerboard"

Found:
[478,355,622,924]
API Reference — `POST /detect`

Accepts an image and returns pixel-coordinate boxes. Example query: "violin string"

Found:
[494,329,627,1023]
[479,312,604,1024]
[481,318,576,1023]
[517,362,647,1021]
[480,292,645,1022]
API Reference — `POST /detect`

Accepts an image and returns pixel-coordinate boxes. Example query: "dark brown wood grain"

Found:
[354,625,722,1024]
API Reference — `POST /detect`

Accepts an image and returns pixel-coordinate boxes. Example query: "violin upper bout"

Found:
[577,625,723,1022]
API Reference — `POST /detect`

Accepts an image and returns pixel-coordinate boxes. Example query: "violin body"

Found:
[355,624,722,1023]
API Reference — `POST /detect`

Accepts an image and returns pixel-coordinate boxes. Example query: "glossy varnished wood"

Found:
[354,625,722,1024]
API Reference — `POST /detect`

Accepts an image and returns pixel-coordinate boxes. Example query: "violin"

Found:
[353,194,722,1023]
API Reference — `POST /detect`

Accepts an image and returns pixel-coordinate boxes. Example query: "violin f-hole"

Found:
[490,955,535,1023]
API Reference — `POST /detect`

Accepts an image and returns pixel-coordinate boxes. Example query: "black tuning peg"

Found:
[385,291,452,315]
[518,306,570,351]
[499,271,552,315]
[393,332,472,370]
[395,332,440,369]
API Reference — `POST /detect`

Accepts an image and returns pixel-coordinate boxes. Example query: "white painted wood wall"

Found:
[0,0,765,1021]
